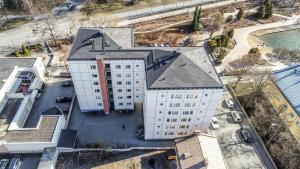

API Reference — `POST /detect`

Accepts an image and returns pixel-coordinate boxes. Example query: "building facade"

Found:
[67,27,223,139]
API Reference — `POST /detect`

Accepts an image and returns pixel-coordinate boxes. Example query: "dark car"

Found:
[240,128,251,143]
[56,96,72,103]
[61,81,73,87]
[136,125,144,139]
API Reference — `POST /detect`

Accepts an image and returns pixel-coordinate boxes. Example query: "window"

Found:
[136,89,139,91]
[119,103,123,106]
[96,96,101,99]
[186,125,190,129]
[117,81,122,85]
[188,118,191,122]
[90,65,96,69]
[93,82,99,85]
[92,74,97,78]
[126,81,131,85]
[186,94,193,99]
[174,103,180,107]
[192,103,196,107]
[159,111,162,114]
[168,111,178,115]
[157,125,160,128]
[178,132,183,135]
[158,119,162,121]
[115,65,121,69]
[136,95,139,98]
[127,102,132,106]
[202,102,206,106]
[117,89,122,93]
[165,132,174,135]
[181,118,187,122]
[204,93,208,96]
[126,89,132,92]
[171,94,174,99]
[190,111,193,115]
[194,95,198,98]
[160,103,164,106]
[125,65,131,69]
[175,94,182,99]
[183,111,189,115]
[160,94,164,98]
[116,74,122,78]
[136,81,139,84]
[118,96,123,99]
[171,119,177,122]
[135,64,139,67]
[184,103,191,107]
[95,89,100,93]
[179,125,185,129]
[125,74,131,78]
[170,126,175,129]
[126,96,131,99]
[169,103,172,108]
[97,103,102,106]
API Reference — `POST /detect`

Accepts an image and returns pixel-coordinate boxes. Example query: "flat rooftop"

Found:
[0,98,22,124]
[2,116,58,143]
[0,58,36,90]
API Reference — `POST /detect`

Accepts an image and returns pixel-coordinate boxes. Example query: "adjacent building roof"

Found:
[0,98,22,124]
[0,58,36,90]
[67,27,222,89]
[175,134,227,169]
[273,64,300,115]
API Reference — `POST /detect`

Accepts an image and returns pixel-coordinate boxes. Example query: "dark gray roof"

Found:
[68,27,222,89]
[0,58,36,90]
[0,98,23,124]
[57,129,77,148]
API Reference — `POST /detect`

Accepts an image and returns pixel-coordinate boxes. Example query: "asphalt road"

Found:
[214,81,277,169]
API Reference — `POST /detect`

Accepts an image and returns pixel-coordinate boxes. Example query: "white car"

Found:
[231,111,242,123]
[225,99,234,108]
[211,117,220,129]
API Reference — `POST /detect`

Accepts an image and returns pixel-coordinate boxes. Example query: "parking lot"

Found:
[24,78,74,128]
[211,88,265,169]
[67,101,174,147]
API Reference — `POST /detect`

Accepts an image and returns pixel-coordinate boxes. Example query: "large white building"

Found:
[67,27,223,139]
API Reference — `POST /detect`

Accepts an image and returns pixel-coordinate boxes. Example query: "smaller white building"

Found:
[0,58,65,153]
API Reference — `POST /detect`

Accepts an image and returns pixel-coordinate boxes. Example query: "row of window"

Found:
[161,110,194,115]
[115,64,140,70]
[117,102,132,106]
[159,102,206,108]
[117,95,132,99]
[159,93,209,99]
[115,73,142,78]
[116,80,140,85]
[156,125,190,129]
[116,88,140,93]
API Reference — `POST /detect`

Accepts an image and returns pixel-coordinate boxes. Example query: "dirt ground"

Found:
[56,150,176,169]
[133,1,286,47]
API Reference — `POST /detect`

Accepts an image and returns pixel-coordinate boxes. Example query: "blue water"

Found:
[260,29,300,50]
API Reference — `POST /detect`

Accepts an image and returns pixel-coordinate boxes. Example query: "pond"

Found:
[260,29,300,50]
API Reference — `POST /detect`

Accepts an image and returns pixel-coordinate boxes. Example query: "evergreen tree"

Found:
[258,4,266,18]
[194,7,202,31]
[191,5,199,31]
[265,1,273,18]
[236,8,244,20]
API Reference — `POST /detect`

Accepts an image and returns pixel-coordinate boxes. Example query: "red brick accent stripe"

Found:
[96,59,110,114]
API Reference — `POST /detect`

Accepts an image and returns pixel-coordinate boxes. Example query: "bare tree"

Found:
[209,12,224,38]
[41,13,58,46]
[249,69,271,97]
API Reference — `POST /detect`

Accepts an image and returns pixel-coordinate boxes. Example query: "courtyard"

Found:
[67,101,174,147]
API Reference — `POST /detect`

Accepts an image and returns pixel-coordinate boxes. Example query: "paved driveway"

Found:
[212,89,265,169]
[67,101,174,147]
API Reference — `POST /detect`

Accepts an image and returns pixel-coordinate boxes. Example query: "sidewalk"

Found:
[219,15,300,72]
[117,0,246,26]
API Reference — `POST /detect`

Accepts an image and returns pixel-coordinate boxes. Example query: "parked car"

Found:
[56,96,72,103]
[8,158,20,169]
[225,99,234,108]
[240,128,251,143]
[211,117,220,129]
[231,111,242,123]
[61,81,73,87]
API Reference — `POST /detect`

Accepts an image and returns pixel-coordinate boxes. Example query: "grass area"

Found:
[0,18,32,32]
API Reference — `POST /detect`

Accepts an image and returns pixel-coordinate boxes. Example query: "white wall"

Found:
[106,59,145,110]
[68,60,104,112]
[144,88,223,140]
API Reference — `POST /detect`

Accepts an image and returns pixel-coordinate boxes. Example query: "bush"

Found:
[249,48,260,55]
[207,39,218,51]
[236,8,244,20]
[21,45,31,56]
[227,29,234,39]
